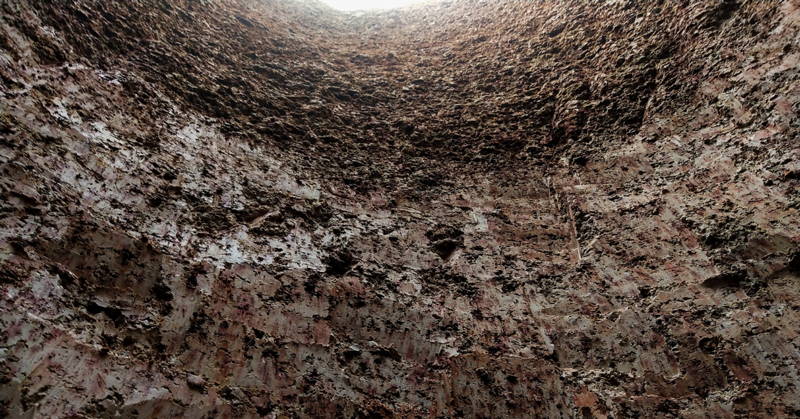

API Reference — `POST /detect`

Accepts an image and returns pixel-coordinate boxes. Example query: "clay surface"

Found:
[2,0,800,417]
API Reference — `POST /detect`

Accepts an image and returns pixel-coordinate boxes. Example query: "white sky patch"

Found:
[321,0,421,11]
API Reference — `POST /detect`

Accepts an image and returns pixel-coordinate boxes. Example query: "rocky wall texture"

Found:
[2,0,800,417]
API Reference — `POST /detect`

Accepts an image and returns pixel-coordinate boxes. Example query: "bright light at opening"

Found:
[322,0,421,11]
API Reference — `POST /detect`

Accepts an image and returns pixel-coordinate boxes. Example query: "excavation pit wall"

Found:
[2,0,800,417]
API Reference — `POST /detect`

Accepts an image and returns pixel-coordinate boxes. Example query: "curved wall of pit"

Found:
[2,0,800,417]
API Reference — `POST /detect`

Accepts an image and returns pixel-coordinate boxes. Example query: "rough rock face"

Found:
[2,0,800,417]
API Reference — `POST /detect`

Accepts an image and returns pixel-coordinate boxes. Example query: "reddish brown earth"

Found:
[2,0,800,417]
